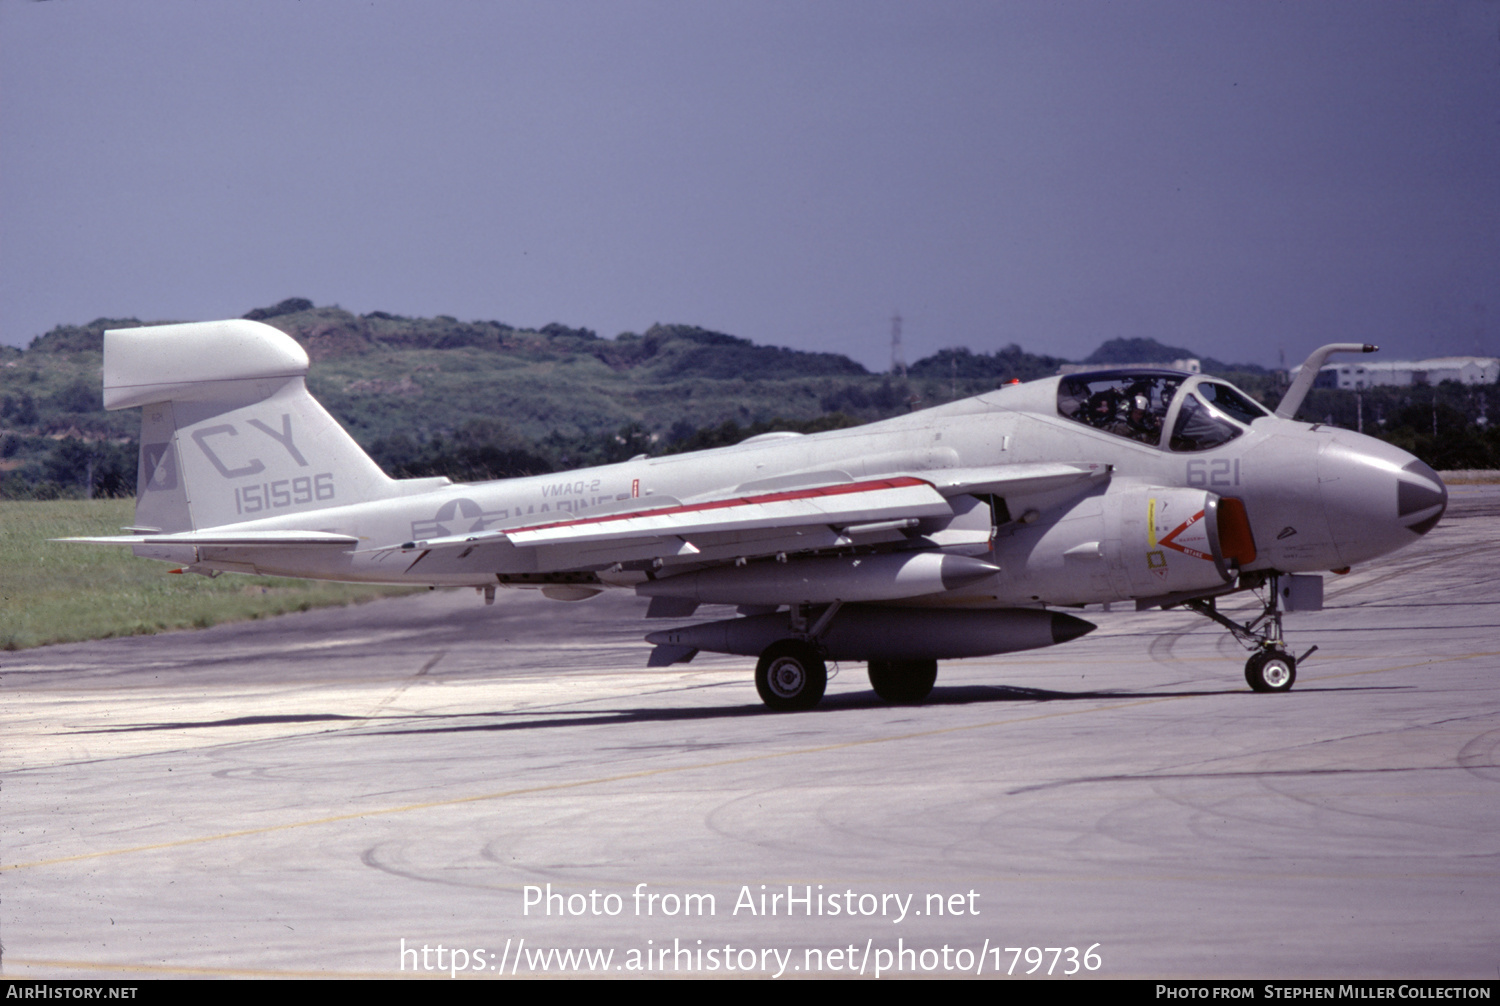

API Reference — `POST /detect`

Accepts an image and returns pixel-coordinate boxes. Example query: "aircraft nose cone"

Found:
[1397,458,1447,536]
[1318,435,1447,565]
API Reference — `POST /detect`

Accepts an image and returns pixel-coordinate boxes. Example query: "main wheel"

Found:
[867,659,938,703]
[755,641,828,711]
[1245,649,1296,693]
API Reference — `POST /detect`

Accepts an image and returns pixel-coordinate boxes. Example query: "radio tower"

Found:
[890,311,907,379]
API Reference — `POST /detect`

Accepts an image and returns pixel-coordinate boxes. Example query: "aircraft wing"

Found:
[398,464,1109,572]
[398,476,952,569]
[509,475,950,546]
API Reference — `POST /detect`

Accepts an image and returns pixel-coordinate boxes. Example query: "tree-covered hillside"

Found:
[3,298,1495,498]
[1,300,1062,496]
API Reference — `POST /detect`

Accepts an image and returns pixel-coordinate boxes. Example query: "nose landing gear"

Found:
[1181,572,1310,694]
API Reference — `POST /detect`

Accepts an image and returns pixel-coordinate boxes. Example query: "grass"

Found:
[0,499,417,650]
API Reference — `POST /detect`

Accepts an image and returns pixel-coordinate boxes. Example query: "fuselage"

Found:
[148,368,1446,612]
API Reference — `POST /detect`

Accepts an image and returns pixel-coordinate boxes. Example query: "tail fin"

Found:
[106,319,405,532]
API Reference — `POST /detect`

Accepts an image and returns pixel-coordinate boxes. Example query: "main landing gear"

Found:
[752,601,942,711]
[755,640,827,711]
[867,660,938,703]
[754,645,940,710]
[1181,572,1310,694]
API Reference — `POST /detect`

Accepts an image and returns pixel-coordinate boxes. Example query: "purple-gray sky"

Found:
[3,0,1497,370]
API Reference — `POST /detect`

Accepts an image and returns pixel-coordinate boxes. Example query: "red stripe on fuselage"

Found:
[505,476,931,536]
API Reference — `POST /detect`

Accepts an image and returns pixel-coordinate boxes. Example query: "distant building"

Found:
[1293,357,1500,390]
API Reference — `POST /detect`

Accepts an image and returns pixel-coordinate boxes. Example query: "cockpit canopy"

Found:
[1057,370,1271,451]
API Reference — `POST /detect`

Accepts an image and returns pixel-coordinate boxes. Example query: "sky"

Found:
[2,0,1497,371]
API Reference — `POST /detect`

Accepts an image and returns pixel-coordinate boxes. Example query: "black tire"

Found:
[755,640,828,711]
[867,659,938,703]
[1245,649,1296,693]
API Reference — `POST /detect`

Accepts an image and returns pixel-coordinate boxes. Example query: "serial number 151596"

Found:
[235,473,335,514]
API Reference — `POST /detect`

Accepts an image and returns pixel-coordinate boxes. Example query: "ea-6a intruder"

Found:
[65,320,1447,710]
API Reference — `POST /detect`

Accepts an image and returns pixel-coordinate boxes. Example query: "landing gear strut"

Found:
[1183,572,1307,694]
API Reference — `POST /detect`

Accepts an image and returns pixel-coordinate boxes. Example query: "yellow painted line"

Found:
[1148,497,1157,548]
[4,695,1178,873]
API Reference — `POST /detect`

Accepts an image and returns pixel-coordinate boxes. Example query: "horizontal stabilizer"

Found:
[58,530,359,548]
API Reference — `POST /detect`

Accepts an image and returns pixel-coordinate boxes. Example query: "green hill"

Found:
[3,301,1063,496]
[4,300,1493,496]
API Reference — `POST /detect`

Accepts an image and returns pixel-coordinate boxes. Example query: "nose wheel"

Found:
[1245,649,1296,692]
[1181,572,1310,693]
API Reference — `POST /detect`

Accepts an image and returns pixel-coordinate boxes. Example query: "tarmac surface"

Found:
[4,485,1498,979]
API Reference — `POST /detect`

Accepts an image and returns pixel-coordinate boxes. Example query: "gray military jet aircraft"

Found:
[65,320,1446,710]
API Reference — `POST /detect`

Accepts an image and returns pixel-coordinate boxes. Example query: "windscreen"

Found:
[1198,381,1270,424]
[1170,393,1244,451]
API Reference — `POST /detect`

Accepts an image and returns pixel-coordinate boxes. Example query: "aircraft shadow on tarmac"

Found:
[68,681,1409,739]
[76,712,369,733]
[358,681,1406,736]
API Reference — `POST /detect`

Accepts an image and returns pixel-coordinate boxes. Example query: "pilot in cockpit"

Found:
[1121,383,1163,442]
[1084,388,1121,430]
